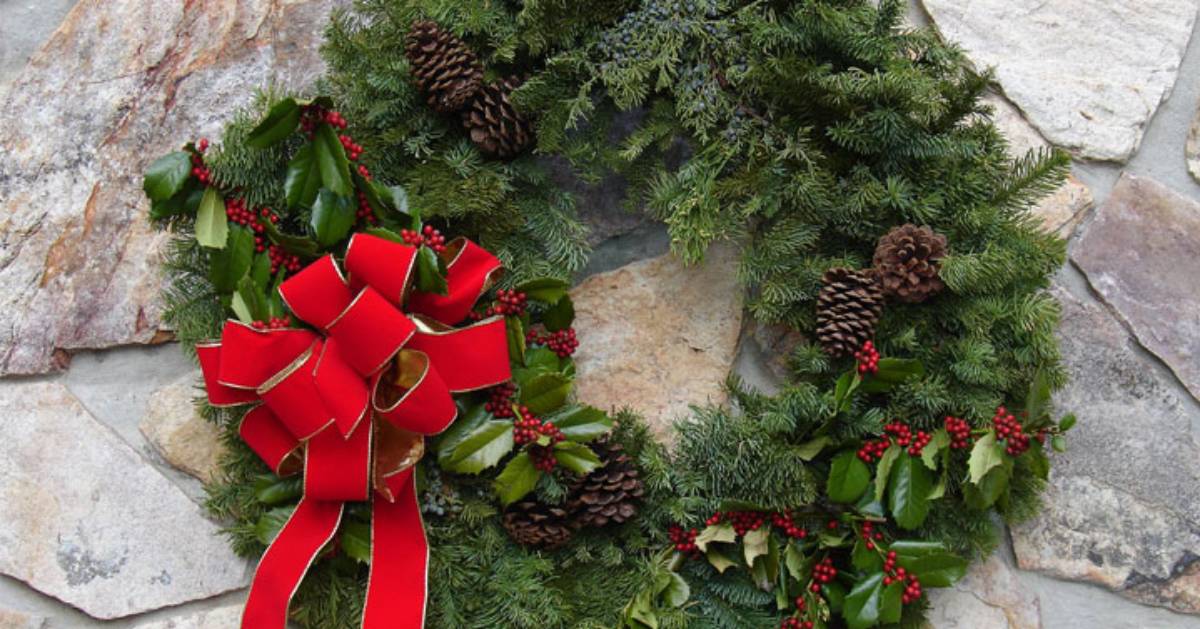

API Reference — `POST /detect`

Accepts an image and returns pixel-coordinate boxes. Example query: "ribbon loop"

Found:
[407,238,501,324]
[279,256,354,330]
[373,350,458,435]
[345,233,418,304]
[326,286,417,376]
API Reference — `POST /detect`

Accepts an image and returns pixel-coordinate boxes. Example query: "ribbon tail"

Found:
[242,499,344,629]
[363,470,428,629]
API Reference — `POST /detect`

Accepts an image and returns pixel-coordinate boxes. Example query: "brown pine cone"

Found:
[872,224,948,304]
[404,20,483,113]
[567,436,645,529]
[460,75,535,159]
[502,499,574,549]
[815,268,884,358]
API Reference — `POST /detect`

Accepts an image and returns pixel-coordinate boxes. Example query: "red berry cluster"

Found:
[855,340,880,375]
[780,618,813,629]
[190,140,212,184]
[527,328,580,358]
[857,435,891,463]
[727,511,767,536]
[906,430,932,456]
[471,289,529,321]
[530,445,557,473]
[944,416,972,449]
[485,382,516,418]
[859,521,885,550]
[400,225,447,254]
[355,191,378,226]
[992,406,1030,456]
[668,525,701,557]
[885,421,932,457]
[268,244,302,275]
[810,558,837,592]
[881,551,923,604]
[770,510,809,540]
[251,316,291,330]
[300,107,371,180]
[339,133,364,162]
[512,406,546,445]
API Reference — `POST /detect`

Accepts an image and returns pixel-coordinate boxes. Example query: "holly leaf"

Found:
[553,440,601,474]
[842,572,884,629]
[743,527,770,568]
[313,123,353,196]
[247,98,301,149]
[859,358,925,393]
[261,218,320,258]
[852,539,882,571]
[880,579,904,624]
[663,572,690,608]
[443,420,514,474]
[236,275,270,323]
[542,295,575,332]
[706,547,737,574]
[522,346,562,373]
[888,541,949,560]
[874,444,901,502]
[494,452,539,505]
[230,292,253,324]
[143,151,192,201]
[252,474,302,506]
[1051,435,1067,453]
[796,436,831,461]
[514,278,570,304]
[506,316,526,366]
[833,370,860,413]
[548,406,613,442]
[208,226,254,293]
[254,506,294,545]
[310,189,356,247]
[435,404,491,465]
[414,246,449,296]
[827,450,870,503]
[519,372,572,415]
[284,142,322,210]
[964,462,1011,510]
[784,542,812,582]
[150,183,203,221]
[340,520,371,563]
[968,432,1005,485]
[1025,369,1053,424]
[196,187,228,249]
[373,182,410,216]
[887,454,933,530]
[694,522,736,552]
[902,552,969,587]
[921,429,950,470]
[1059,414,1077,432]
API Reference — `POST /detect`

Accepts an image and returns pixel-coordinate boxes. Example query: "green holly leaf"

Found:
[254,506,294,545]
[207,226,254,293]
[310,189,356,247]
[143,151,192,201]
[236,275,270,323]
[842,572,884,629]
[373,182,410,216]
[542,295,575,332]
[880,579,904,624]
[247,97,301,149]
[1051,435,1067,453]
[514,278,570,304]
[827,450,870,503]
[888,454,933,529]
[261,218,320,258]
[284,142,322,210]
[435,404,490,465]
[252,475,302,506]
[796,436,831,461]
[784,542,812,582]
[548,406,613,442]
[859,358,925,393]
[414,246,449,296]
[743,527,770,567]
[1059,414,1077,432]
[694,522,736,552]
[340,520,371,563]
[554,441,601,474]
[706,548,737,574]
[824,581,847,613]
[874,444,901,502]
[964,462,1011,510]
[1025,369,1053,424]
[833,370,860,413]
[519,372,572,415]
[494,452,539,505]
[902,552,969,587]
[506,316,526,366]
[968,432,1005,485]
[888,541,949,560]
[149,182,203,220]
[313,123,353,196]
[195,187,228,249]
[852,539,882,571]
[443,420,514,474]
[921,429,950,470]
[662,572,691,608]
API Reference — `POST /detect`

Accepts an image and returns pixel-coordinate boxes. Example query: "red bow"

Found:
[196,234,511,629]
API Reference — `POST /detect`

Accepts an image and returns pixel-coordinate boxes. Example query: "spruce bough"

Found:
[144,0,1075,626]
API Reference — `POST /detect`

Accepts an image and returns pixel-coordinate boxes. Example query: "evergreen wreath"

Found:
[142,0,1077,627]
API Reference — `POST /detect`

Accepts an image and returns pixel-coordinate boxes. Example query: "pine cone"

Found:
[815,268,884,358]
[404,20,483,113]
[502,500,574,549]
[567,437,645,529]
[461,76,535,159]
[872,224,948,304]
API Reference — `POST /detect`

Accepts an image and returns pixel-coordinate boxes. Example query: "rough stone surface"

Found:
[0,381,248,619]
[1073,174,1200,404]
[1010,286,1200,614]
[139,373,223,482]
[747,319,808,385]
[0,608,45,629]
[0,0,344,375]
[984,93,1093,238]
[129,604,242,629]
[926,550,1040,629]
[1189,104,1200,185]
[0,0,77,98]
[923,0,1198,162]
[571,244,743,439]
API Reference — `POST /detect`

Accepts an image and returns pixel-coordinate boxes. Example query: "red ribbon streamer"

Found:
[197,234,510,629]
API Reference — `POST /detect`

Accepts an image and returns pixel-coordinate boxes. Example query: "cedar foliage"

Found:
[149,0,1073,626]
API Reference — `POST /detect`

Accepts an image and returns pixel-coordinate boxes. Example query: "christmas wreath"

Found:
[143,1,1076,627]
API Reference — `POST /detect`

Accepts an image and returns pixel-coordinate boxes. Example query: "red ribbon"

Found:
[196,234,510,629]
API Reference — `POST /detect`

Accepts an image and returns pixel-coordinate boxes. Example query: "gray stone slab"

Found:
[0,381,248,619]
